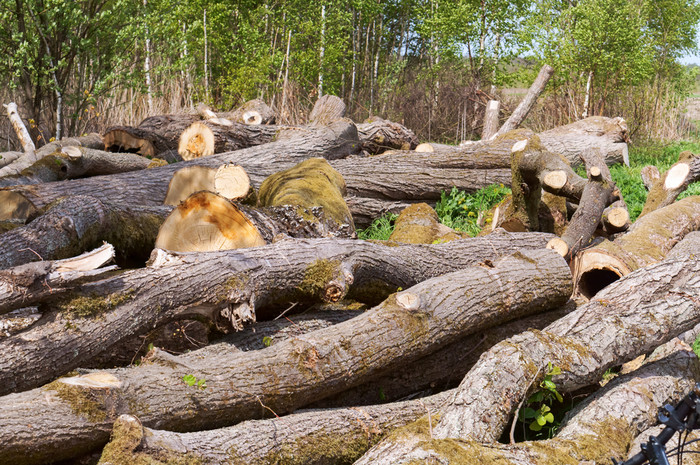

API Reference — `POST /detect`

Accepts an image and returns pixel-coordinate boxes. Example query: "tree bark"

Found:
[356,118,419,154]
[640,165,660,190]
[0,247,569,465]
[482,99,500,140]
[0,195,171,270]
[99,391,450,465]
[573,195,700,299]
[537,116,630,166]
[0,147,155,188]
[177,121,278,160]
[103,114,199,158]
[431,252,700,443]
[493,64,554,138]
[355,339,699,465]
[309,94,346,125]
[3,102,35,156]
[0,120,360,221]
[639,150,700,218]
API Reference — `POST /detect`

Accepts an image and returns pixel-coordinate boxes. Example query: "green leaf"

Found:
[183,374,196,386]
[530,421,543,431]
[536,415,547,426]
[262,336,272,347]
[544,412,554,423]
[543,379,557,390]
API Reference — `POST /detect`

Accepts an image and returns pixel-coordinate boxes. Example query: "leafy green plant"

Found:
[183,374,207,390]
[519,363,563,438]
[262,336,273,348]
[357,212,398,240]
[692,334,700,359]
[435,184,511,236]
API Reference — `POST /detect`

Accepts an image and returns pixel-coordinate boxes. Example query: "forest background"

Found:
[1,0,700,151]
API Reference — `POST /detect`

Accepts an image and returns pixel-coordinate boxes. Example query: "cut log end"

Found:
[414,143,434,153]
[164,166,217,206]
[589,166,601,178]
[604,207,630,229]
[58,372,123,389]
[665,163,691,190]
[573,249,631,299]
[543,170,568,190]
[178,122,215,160]
[155,191,266,252]
[511,139,528,153]
[0,190,36,221]
[242,110,262,125]
[214,164,251,200]
[546,237,569,257]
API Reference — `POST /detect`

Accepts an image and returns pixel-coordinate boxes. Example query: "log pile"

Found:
[1,93,699,465]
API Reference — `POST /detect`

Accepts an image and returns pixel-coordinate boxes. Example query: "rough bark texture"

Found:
[0,147,155,188]
[493,64,554,137]
[482,99,501,140]
[0,247,570,465]
[0,232,554,395]
[573,195,700,299]
[356,118,419,153]
[103,113,199,158]
[640,165,660,190]
[0,195,171,270]
[101,391,451,465]
[639,150,700,217]
[177,120,278,160]
[3,102,35,156]
[309,94,346,125]
[538,116,630,166]
[432,251,700,443]
[355,339,699,465]
[0,120,360,221]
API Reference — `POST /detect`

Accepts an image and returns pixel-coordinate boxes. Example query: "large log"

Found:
[431,251,700,443]
[538,116,630,166]
[163,164,253,206]
[355,339,699,465]
[356,118,419,153]
[0,195,171,270]
[103,114,200,157]
[224,98,276,125]
[177,121,278,160]
[639,150,700,217]
[0,247,570,464]
[388,202,465,244]
[573,195,700,299]
[309,94,346,125]
[0,120,360,221]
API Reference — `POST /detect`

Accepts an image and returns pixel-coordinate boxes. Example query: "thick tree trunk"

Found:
[101,391,451,465]
[431,252,700,443]
[493,64,554,138]
[0,120,360,221]
[309,94,346,125]
[163,164,252,206]
[103,113,201,157]
[0,195,171,270]
[573,195,700,299]
[482,99,500,140]
[538,116,630,166]
[639,150,700,217]
[177,121,278,160]
[356,118,419,153]
[0,247,569,465]
[355,339,699,465]
[0,147,155,188]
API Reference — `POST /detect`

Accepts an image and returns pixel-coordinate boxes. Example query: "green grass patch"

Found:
[357,212,397,240]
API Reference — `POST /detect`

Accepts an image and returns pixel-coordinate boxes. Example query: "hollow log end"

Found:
[0,190,36,221]
[103,129,155,158]
[178,122,214,160]
[573,244,633,300]
[155,191,266,252]
[164,166,216,206]
[242,110,262,125]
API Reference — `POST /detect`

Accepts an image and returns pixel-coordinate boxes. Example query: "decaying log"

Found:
[538,116,630,166]
[356,118,419,153]
[0,247,569,464]
[388,203,465,244]
[0,243,117,315]
[163,164,252,205]
[0,119,360,221]
[155,191,353,254]
[177,120,278,160]
[355,339,699,465]
[546,148,618,258]
[226,98,276,125]
[103,114,201,157]
[493,64,554,138]
[102,390,451,465]
[639,150,700,217]
[0,195,171,270]
[431,251,700,443]
[0,147,155,188]
[259,157,354,229]
[641,165,660,191]
[482,99,501,140]
[573,195,700,299]
[309,94,346,125]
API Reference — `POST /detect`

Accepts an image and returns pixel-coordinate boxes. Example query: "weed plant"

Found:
[357,213,398,240]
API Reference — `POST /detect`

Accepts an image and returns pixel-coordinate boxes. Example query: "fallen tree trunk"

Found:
[431,251,700,443]
[573,195,700,299]
[0,195,171,270]
[177,121,278,160]
[101,390,451,465]
[0,232,555,395]
[225,98,276,125]
[356,118,419,154]
[538,116,630,166]
[0,147,155,188]
[493,64,554,138]
[355,338,699,465]
[0,247,569,465]
[309,94,346,125]
[103,115,199,157]
[0,120,360,221]
[639,150,700,217]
